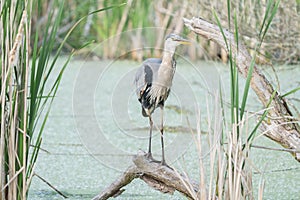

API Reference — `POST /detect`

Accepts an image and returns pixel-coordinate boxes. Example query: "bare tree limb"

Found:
[92,166,139,200]
[183,17,300,161]
[93,151,200,200]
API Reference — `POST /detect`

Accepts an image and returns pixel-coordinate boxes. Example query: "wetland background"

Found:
[1,0,300,199]
[37,0,299,63]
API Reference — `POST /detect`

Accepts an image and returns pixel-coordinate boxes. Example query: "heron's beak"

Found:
[178,38,191,45]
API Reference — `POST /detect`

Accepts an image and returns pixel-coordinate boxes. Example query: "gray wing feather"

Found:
[134,58,162,100]
[143,58,162,64]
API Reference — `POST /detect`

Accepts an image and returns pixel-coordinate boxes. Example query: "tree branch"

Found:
[92,165,139,200]
[93,151,199,200]
[183,17,300,161]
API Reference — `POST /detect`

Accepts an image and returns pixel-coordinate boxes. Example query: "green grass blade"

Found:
[297,0,300,14]
[234,62,239,126]
[229,53,237,125]
[27,52,73,180]
[240,56,256,120]
[259,0,280,46]
[213,10,229,51]
[247,89,277,143]
[281,86,300,97]
[219,81,226,144]
[240,1,279,121]
[26,3,120,196]
[28,5,57,135]
[219,81,226,127]
[234,10,238,51]
[27,137,42,178]
[259,0,272,38]
[213,9,241,126]
[227,0,231,29]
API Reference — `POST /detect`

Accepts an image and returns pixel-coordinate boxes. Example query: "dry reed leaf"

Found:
[9,11,27,67]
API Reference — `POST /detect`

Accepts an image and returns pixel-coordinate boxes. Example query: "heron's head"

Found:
[165,33,191,46]
[164,34,190,53]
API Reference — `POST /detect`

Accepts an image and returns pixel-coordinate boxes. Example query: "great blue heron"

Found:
[134,33,190,165]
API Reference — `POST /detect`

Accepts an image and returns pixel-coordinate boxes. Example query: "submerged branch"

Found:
[34,173,68,198]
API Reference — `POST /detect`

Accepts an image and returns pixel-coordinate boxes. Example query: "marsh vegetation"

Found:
[1,0,299,199]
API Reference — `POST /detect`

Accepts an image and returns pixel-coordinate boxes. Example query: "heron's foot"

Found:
[145,152,159,163]
[160,160,173,170]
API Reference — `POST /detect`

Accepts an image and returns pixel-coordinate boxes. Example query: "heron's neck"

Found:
[161,47,176,67]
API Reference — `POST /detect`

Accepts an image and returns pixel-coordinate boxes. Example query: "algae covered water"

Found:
[28,57,300,199]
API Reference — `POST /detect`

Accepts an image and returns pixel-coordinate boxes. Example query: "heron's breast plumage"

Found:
[134,57,176,116]
[148,84,170,105]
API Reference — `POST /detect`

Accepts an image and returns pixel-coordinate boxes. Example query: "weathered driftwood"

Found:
[183,17,300,161]
[93,151,199,200]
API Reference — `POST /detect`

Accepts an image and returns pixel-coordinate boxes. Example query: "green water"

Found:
[28,57,300,199]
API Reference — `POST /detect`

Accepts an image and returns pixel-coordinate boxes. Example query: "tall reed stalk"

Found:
[179,0,280,199]
[0,0,70,199]
[0,1,120,198]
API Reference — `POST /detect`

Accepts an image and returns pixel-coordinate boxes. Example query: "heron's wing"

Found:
[134,58,161,102]
[143,58,162,64]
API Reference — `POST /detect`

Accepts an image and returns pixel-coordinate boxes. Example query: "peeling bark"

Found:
[183,17,300,161]
[93,151,199,200]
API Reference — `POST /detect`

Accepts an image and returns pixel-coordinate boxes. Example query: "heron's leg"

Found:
[146,115,154,160]
[160,106,166,165]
